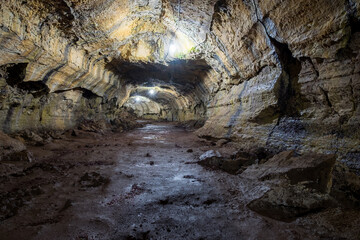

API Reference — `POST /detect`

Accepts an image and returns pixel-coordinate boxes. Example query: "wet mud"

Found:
[0,121,359,240]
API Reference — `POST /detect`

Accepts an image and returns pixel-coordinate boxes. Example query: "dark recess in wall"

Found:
[269,38,306,117]
[18,81,49,97]
[2,63,28,87]
[1,63,49,97]
[53,87,100,99]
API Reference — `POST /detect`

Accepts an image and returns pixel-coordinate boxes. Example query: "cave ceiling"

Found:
[17,0,217,107]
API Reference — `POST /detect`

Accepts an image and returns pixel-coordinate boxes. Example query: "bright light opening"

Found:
[135,96,141,102]
[149,89,155,95]
[169,43,177,56]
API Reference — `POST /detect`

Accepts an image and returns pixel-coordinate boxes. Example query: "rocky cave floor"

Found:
[1,121,360,240]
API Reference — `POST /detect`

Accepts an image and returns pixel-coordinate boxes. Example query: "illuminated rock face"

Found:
[0,1,359,163]
[197,0,360,165]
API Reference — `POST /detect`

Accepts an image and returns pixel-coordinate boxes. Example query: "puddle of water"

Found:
[143,135,157,140]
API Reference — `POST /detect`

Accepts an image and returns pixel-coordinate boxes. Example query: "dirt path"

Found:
[1,121,358,240]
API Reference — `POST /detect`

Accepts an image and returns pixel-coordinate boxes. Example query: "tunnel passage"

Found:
[108,59,212,122]
[1,0,360,239]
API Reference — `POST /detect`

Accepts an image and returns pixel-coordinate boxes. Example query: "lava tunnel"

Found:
[0,0,360,239]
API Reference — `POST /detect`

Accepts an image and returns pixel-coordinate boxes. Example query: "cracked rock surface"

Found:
[0,0,359,165]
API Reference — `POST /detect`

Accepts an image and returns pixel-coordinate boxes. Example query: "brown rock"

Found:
[247,184,335,222]
[243,151,338,221]
[0,131,32,162]
[331,162,360,207]
[242,151,336,193]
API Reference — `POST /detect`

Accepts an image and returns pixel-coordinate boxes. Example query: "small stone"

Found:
[187,149,193,153]
[199,150,221,161]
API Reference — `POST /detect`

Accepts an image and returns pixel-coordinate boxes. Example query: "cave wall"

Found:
[0,0,213,132]
[0,0,359,166]
[197,0,360,165]
[0,65,120,133]
[0,0,128,132]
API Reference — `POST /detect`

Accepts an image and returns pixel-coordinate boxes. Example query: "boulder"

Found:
[0,131,32,162]
[242,151,336,193]
[199,150,221,161]
[242,151,338,221]
[18,129,52,146]
[198,148,274,174]
[248,184,335,222]
[198,150,242,174]
[330,162,360,208]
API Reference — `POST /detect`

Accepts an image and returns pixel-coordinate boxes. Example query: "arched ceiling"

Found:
[0,0,219,109]
[108,58,212,111]
[1,0,359,157]
[16,0,217,111]
[1,0,357,119]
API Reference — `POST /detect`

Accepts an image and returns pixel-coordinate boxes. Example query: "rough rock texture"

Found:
[196,0,360,169]
[0,0,359,169]
[247,184,335,222]
[242,151,336,192]
[331,162,360,206]
[198,147,274,174]
[0,131,32,162]
[241,151,360,222]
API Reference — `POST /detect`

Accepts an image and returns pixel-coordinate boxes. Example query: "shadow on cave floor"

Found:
[0,121,359,240]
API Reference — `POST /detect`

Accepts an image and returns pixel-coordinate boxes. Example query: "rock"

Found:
[20,130,46,146]
[331,162,360,208]
[198,148,274,174]
[2,150,33,163]
[0,131,32,162]
[199,150,221,161]
[248,184,335,222]
[78,119,107,134]
[198,150,248,174]
[186,149,193,153]
[230,147,274,172]
[242,151,336,193]
[242,151,338,221]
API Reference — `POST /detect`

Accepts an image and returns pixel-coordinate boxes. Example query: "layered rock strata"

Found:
[0,0,359,168]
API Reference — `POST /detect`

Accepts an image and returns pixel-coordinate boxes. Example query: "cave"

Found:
[0,0,360,239]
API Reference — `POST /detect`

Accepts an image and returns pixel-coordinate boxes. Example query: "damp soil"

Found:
[0,121,359,240]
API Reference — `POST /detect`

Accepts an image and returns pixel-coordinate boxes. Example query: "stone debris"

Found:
[0,132,32,162]
[242,151,360,222]
[199,150,222,161]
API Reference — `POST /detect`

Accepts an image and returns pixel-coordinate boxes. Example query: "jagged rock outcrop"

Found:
[196,0,360,168]
[242,151,360,222]
[0,132,32,162]
[0,0,359,169]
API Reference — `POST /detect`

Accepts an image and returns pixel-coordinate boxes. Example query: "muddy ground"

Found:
[0,121,359,240]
